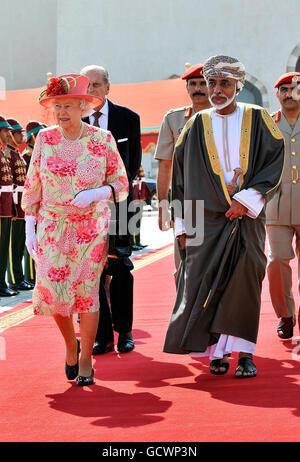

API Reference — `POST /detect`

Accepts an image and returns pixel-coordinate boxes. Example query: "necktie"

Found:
[93,111,102,127]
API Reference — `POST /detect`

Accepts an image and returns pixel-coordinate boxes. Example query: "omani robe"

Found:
[163,103,285,355]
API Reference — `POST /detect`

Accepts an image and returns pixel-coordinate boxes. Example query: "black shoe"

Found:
[131,244,142,251]
[65,339,80,380]
[277,316,294,339]
[139,243,148,248]
[92,340,114,355]
[77,368,94,386]
[9,281,33,291]
[0,287,19,296]
[117,331,135,353]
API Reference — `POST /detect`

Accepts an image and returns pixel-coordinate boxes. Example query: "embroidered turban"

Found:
[203,55,246,90]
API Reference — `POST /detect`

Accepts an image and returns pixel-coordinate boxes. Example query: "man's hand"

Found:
[156,159,172,231]
[225,199,248,221]
[177,233,186,250]
[158,201,171,231]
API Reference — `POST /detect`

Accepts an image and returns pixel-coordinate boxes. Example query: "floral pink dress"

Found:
[22,125,128,317]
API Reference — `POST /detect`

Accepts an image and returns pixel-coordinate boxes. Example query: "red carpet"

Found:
[1,245,300,442]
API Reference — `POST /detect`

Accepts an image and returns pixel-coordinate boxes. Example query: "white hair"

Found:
[78,98,94,117]
[80,65,110,83]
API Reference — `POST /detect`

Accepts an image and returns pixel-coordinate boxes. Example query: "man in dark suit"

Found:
[81,65,142,353]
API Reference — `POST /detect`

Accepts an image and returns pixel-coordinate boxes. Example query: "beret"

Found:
[24,120,45,138]
[0,115,12,129]
[274,72,300,88]
[6,118,24,132]
[181,63,204,80]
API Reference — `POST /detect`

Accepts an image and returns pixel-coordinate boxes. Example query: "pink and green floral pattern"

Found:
[22,125,128,317]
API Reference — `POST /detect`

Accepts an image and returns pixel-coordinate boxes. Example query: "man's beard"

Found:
[209,86,237,110]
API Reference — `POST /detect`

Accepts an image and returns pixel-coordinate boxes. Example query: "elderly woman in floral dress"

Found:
[22,74,128,386]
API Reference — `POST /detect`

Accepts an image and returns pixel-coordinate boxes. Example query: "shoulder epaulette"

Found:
[167,106,189,116]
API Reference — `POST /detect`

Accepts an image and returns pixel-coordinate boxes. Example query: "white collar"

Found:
[90,98,109,117]
[211,102,244,118]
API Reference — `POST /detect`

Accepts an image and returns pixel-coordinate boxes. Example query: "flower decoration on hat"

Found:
[39,75,77,101]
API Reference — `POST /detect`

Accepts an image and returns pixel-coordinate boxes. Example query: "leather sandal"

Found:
[235,356,257,378]
[209,358,230,375]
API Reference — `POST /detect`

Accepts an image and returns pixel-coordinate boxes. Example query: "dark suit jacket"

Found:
[83,99,142,184]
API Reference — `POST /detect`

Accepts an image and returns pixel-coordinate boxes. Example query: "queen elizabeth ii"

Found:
[22,74,128,386]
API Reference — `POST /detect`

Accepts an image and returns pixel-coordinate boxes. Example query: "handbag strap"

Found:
[108,184,117,205]
[108,184,120,233]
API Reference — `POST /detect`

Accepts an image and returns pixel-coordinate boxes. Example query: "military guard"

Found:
[0,116,18,296]
[266,71,300,338]
[4,118,32,291]
[22,121,46,285]
[154,63,211,278]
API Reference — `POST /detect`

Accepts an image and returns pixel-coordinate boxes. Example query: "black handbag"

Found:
[108,185,132,258]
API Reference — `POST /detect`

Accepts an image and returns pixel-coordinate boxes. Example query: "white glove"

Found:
[70,186,111,208]
[25,215,37,259]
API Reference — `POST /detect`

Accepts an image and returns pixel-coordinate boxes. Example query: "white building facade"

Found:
[1,0,299,112]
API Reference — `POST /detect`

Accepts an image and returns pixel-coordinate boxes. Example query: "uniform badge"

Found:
[184,107,193,119]
[274,110,281,123]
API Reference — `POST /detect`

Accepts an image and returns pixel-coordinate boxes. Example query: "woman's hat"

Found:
[38,73,102,108]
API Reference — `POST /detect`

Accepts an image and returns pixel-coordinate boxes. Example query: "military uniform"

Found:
[155,63,207,273]
[154,105,195,161]
[155,106,195,270]
[0,117,15,296]
[4,119,31,291]
[266,72,300,331]
[22,144,33,171]
[21,121,46,285]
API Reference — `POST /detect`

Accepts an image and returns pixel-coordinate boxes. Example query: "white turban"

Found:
[203,55,246,90]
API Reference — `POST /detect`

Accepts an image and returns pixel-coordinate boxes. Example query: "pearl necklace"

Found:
[61,122,84,141]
